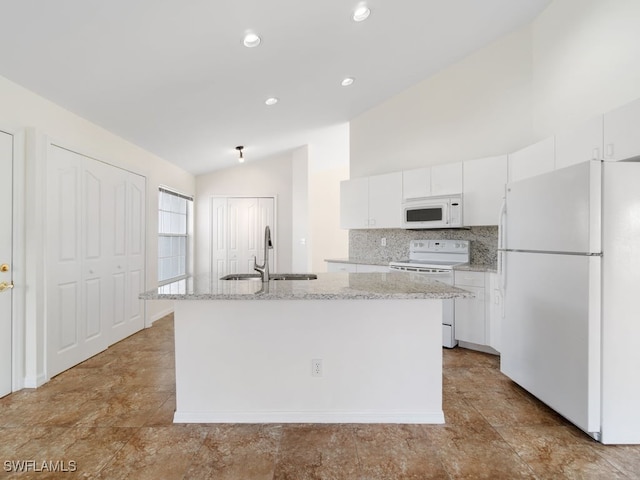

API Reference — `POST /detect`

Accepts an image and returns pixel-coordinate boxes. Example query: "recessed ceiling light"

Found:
[352,5,371,22]
[341,77,355,87]
[243,33,261,48]
[265,97,279,106]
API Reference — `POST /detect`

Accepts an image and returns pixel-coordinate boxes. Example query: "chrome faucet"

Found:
[254,226,273,282]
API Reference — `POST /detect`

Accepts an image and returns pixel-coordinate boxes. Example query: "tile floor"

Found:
[1,314,640,479]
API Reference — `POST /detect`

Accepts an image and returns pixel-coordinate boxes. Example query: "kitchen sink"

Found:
[269,273,317,281]
[220,273,317,281]
[220,273,262,281]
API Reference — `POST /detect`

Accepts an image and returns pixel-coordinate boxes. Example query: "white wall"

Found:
[291,146,310,272]
[306,124,350,271]
[195,124,350,275]
[195,153,294,276]
[349,26,534,178]
[532,0,640,137]
[349,0,640,180]
[0,74,195,387]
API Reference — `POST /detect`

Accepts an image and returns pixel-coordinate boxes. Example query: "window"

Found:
[158,188,192,285]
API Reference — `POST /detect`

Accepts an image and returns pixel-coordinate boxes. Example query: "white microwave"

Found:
[401,194,463,229]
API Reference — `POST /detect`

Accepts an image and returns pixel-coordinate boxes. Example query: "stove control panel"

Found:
[410,239,469,254]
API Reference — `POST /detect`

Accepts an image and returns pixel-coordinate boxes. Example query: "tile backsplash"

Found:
[349,226,498,267]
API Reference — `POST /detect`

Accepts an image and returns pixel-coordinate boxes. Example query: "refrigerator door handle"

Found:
[498,197,507,318]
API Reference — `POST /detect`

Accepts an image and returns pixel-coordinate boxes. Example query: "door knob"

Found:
[0,281,14,293]
[0,264,9,272]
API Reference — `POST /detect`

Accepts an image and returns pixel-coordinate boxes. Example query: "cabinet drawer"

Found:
[454,271,485,287]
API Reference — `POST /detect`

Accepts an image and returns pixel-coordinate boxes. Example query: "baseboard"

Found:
[458,341,500,355]
[173,410,445,424]
[23,372,47,389]
[147,307,174,327]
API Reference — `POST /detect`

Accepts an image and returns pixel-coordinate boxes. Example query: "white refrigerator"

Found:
[500,160,640,444]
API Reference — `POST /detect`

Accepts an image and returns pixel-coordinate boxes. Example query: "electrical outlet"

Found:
[381,237,387,247]
[311,359,322,377]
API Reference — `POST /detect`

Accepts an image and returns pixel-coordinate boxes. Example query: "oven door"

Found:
[402,201,449,229]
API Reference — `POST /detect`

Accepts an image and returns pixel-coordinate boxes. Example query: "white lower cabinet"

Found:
[487,272,502,353]
[454,271,486,345]
[454,270,501,353]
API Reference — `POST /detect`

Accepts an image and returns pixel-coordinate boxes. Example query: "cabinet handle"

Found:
[592,147,600,160]
[606,143,614,158]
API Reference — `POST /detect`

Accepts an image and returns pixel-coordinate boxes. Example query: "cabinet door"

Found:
[431,162,462,196]
[402,167,431,200]
[603,97,640,162]
[463,155,507,226]
[555,116,604,169]
[487,272,502,353]
[454,286,486,344]
[340,178,368,229]
[508,137,555,182]
[368,172,402,229]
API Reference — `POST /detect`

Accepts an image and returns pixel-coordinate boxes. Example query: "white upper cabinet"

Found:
[340,177,369,229]
[463,155,507,226]
[603,97,640,162]
[555,115,604,169]
[402,167,431,200]
[431,162,463,196]
[402,163,462,200]
[368,172,402,229]
[508,136,555,183]
[340,172,402,229]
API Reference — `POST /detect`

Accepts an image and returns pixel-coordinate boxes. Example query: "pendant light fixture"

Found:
[235,145,245,163]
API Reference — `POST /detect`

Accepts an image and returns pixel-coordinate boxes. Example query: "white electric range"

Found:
[389,239,470,348]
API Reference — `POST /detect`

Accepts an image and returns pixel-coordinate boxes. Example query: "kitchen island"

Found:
[141,272,472,424]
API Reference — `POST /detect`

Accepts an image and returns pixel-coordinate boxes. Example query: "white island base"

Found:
[173,299,444,424]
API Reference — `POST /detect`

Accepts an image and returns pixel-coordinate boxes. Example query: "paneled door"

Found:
[0,130,13,397]
[210,197,275,279]
[110,172,146,345]
[47,145,146,377]
[47,146,110,377]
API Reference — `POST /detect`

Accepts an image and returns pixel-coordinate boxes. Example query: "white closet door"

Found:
[0,131,13,397]
[227,198,260,274]
[258,198,275,270]
[211,197,275,276]
[211,197,228,280]
[111,172,146,344]
[110,175,128,339]
[47,146,109,377]
[48,145,147,376]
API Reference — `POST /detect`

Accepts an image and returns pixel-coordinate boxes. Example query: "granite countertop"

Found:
[140,272,474,301]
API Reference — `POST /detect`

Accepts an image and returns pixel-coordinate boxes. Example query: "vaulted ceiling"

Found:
[0,0,551,174]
